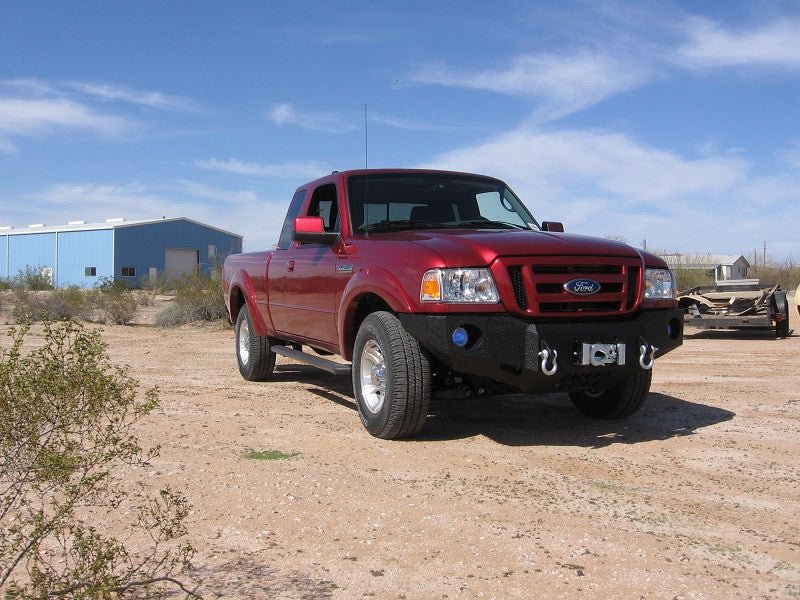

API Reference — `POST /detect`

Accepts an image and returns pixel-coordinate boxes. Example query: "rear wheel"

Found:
[569,368,652,419]
[352,311,431,439]
[235,304,275,381]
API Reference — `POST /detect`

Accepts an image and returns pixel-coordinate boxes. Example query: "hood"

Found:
[378,229,641,267]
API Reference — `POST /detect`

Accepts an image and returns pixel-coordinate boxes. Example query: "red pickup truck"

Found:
[223,169,683,439]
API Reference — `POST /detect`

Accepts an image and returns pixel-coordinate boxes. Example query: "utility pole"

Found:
[641,238,647,251]
[763,241,767,268]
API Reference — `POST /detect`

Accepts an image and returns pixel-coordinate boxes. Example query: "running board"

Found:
[272,345,352,375]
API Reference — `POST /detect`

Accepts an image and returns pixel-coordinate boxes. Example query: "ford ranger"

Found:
[223,169,683,439]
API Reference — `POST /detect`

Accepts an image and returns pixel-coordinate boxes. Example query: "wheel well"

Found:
[354,294,393,332]
[231,287,246,323]
[344,293,393,359]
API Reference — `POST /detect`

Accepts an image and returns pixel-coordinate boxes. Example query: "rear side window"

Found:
[306,183,339,232]
[277,189,307,250]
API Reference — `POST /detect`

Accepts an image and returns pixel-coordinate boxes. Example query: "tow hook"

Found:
[638,338,658,370]
[538,343,558,376]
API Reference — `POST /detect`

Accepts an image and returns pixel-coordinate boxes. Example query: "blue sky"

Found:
[1,1,799,260]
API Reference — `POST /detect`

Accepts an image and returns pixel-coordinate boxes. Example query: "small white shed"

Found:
[661,254,751,283]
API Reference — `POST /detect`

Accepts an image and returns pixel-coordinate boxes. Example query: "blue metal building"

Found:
[0,218,243,288]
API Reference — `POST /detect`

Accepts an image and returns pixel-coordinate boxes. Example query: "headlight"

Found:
[644,268,676,299]
[421,268,499,303]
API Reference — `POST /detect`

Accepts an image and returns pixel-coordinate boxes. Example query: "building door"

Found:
[165,248,199,278]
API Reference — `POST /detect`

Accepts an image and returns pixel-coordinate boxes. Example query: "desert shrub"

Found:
[0,320,196,598]
[153,304,187,328]
[95,279,138,325]
[135,288,156,307]
[9,289,48,323]
[155,272,226,326]
[12,265,54,291]
[672,268,716,293]
[751,261,800,291]
[9,287,94,323]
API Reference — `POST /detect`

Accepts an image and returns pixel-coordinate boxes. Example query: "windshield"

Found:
[346,173,539,234]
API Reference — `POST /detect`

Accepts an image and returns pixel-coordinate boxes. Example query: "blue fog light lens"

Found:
[452,327,469,347]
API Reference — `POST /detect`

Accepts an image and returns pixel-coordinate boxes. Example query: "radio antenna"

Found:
[363,103,370,237]
[364,103,368,170]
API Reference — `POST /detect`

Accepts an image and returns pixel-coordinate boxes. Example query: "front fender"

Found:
[228,269,270,337]
[337,267,416,360]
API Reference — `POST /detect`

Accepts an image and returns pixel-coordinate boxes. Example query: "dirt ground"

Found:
[4,300,800,599]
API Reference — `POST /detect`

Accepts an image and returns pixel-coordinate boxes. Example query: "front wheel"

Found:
[569,368,652,419]
[235,304,275,381]
[352,311,431,439]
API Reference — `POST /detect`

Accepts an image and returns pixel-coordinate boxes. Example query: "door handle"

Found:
[286,260,295,272]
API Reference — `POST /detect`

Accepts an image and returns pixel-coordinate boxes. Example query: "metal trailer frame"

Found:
[678,282,791,338]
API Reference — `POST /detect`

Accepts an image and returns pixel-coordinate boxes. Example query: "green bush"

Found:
[155,272,226,327]
[9,287,94,323]
[672,268,716,293]
[95,279,138,325]
[0,320,196,598]
[11,265,54,291]
[751,263,800,291]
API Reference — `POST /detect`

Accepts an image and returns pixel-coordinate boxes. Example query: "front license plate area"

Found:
[580,342,626,367]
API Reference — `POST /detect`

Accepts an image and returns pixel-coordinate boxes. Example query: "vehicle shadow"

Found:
[419,392,735,448]
[271,366,735,448]
[273,364,356,411]
[684,328,793,340]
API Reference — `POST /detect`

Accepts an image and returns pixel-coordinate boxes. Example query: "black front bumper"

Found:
[399,309,684,393]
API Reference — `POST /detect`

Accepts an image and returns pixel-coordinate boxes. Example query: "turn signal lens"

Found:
[420,271,441,301]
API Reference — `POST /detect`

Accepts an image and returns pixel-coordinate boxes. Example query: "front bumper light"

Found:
[644,268,676,299]
[421,268,500,303]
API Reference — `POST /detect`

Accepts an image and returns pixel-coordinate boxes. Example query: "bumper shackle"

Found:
[638,338,658,370]
[538,344,559,376]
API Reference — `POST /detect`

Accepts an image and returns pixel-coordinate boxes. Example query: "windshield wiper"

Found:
[454,219,527,230]
[358,219,446,233]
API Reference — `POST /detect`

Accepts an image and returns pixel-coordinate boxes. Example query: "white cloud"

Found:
[409,52,648,122]
[175,180,259,205]
[66,81,202,113]
[676,17,800,69]
[195,157,329,179]
[425,126,745,203]
[0,78,203,153]
[0,97,130,152]
[370,112,480,132]
[267,103,357,133]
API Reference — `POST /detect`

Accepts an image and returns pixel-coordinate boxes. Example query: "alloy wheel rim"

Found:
[359,339,387,413]
[238,319,250,365]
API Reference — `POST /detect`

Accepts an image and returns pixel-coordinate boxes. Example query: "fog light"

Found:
[452,327,469,347]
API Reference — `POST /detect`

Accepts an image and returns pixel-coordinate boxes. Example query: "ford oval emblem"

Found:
[564,278,601,295]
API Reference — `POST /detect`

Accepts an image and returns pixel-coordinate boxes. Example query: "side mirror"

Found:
[541,221,564,232]
[292,216,340,245]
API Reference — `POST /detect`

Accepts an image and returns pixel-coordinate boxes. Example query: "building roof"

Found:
[661,254,751,269]
[0,217,242,240]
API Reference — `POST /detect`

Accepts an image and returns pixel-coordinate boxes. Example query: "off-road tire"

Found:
[235,304,275,381]
[352,311,431,439]
[569,368,652,419]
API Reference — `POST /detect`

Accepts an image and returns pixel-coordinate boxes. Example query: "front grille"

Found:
[503,257,642,317]
[508,265,528,309]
